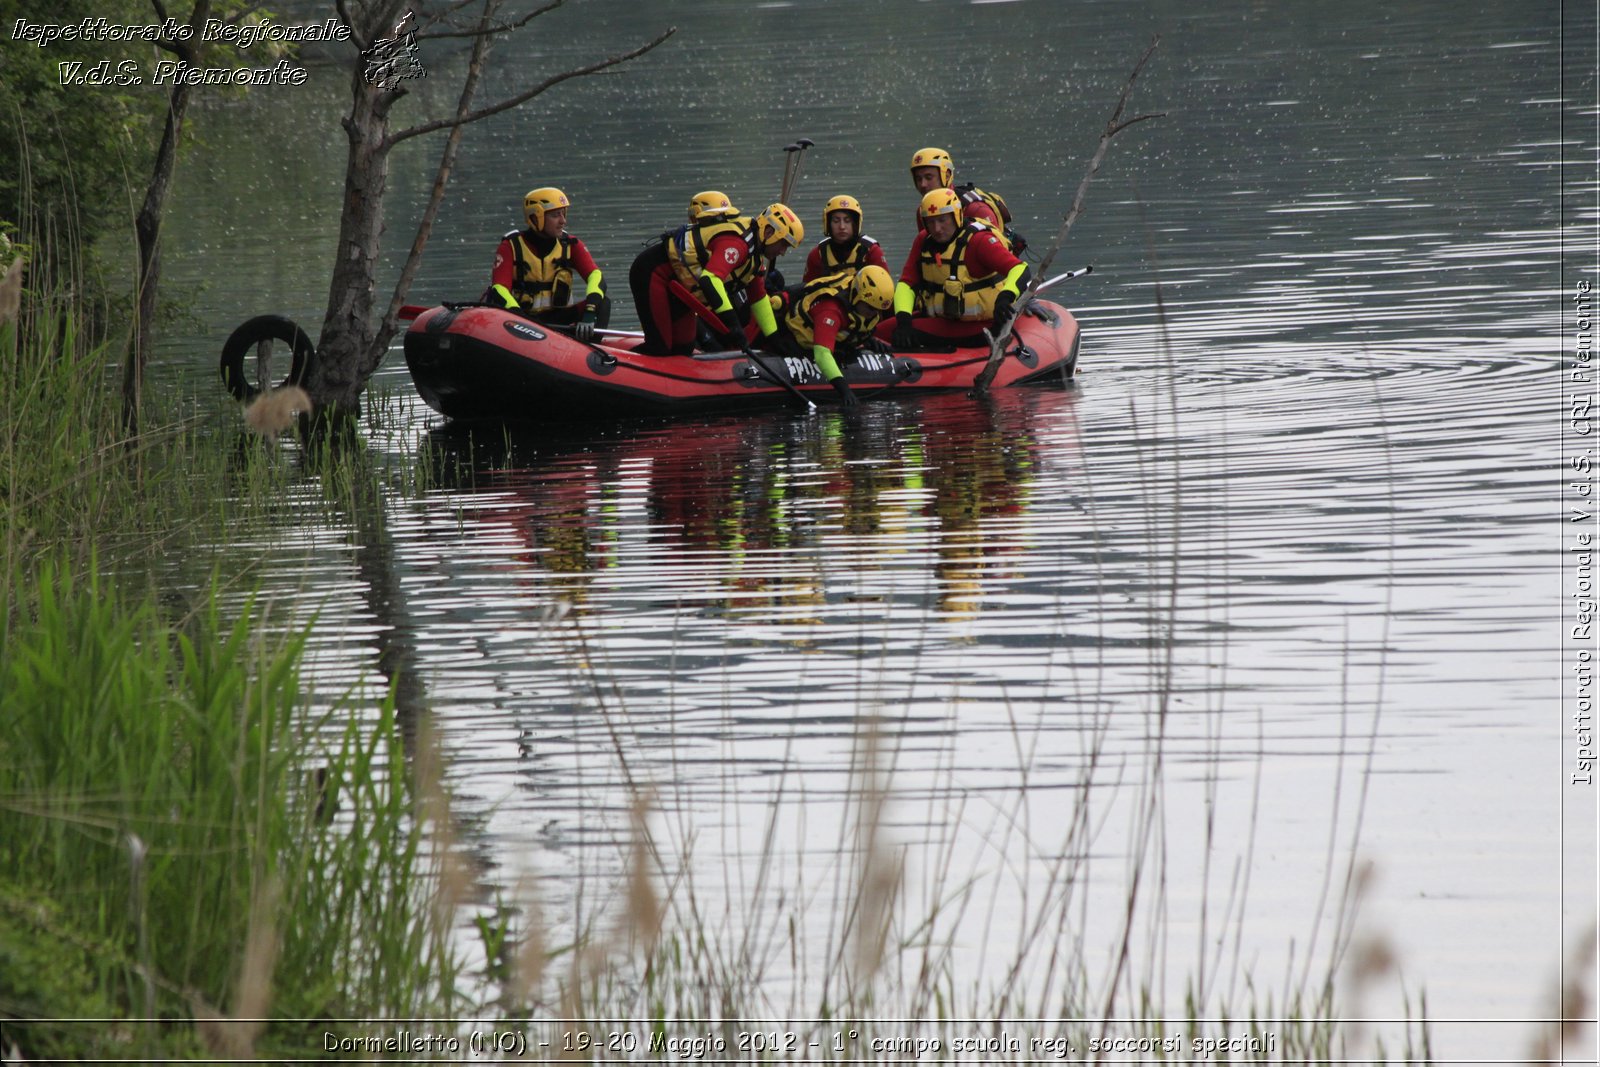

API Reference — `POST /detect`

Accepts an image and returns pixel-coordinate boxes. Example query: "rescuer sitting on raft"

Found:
[885,188,1031,351]
[488,187,610,327]
[629,197,804,356]
[761,264,896,409]
[801,195,890,284]
[907,146,1027,254]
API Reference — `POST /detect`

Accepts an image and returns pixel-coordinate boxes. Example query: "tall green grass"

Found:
[0,240,458,1056]
[0,565,456,1056]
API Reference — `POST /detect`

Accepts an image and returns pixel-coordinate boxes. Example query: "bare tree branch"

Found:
[387,25,675,146]
[417,0,564,40]
[371,2,497,360]
[413,0,501,34]
[972,35,1162,397]
[335,0,365,48]
[1108,112,1165,138]
[342,0,410,53]
[151,0,242,60]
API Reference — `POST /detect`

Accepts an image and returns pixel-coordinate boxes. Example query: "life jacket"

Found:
[784,270,879,347]
[955,183,1024,252]
[812,235,881,278]
[667,215,760,291]
[504,229,580,313]
[915,222,1006,321]
[955,183,1011,226]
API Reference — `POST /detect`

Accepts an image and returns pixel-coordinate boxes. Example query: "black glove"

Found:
[582,292,606,325]
[766,267,786,293]
[992,291,1016,328]
[717,310,746,351]
[862,334,894,355]
[891,312,917,350]
[830,377,858,408]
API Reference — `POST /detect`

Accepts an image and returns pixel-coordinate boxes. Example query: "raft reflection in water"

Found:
[417,390,1076,623]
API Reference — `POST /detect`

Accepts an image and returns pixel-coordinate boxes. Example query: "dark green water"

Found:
[154,1,1595,1055]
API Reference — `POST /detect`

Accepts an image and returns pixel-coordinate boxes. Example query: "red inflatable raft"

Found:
[402,302,1080,421]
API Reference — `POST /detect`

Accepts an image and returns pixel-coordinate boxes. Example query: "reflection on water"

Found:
[418,392,1058,625]
[157,0,1594,1058]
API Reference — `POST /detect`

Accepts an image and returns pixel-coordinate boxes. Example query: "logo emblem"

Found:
[504,320,545,342]
[363,10,426,90]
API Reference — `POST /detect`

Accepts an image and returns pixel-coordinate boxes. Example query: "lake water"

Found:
[159,0,1596,1059]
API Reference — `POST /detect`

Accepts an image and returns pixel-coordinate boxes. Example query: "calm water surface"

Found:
[160,0,1594,1057]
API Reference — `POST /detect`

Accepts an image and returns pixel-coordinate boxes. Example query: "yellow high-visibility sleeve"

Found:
[699,273,733,313]
[751,293,779,337]
[893,281,917,316]
[1000,262,1029,297]
[811,345,843,381]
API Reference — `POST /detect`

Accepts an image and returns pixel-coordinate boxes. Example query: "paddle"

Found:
[1035,264,1094,293]
[665,277,816,413]
[779,137,814,205]
[740,343,816,413]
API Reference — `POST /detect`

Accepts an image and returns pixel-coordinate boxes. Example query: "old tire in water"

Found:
[220,314,315,402]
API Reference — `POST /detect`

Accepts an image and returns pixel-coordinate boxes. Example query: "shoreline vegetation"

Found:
[0,236,1450,1063]
[0,236,458,1058]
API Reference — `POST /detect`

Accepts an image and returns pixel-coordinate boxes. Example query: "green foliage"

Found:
[0,232,280,591]
[0,884,140,1058]
[0,561,454,1055]
[0,0,149,273]
[0,0,293,345]
[0,239,455,1059]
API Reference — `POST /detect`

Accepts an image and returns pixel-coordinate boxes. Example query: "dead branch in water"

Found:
[972,36,1164,396]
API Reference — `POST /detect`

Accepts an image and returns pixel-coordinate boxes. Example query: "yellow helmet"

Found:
[754,203,805,248]
[524,187,570,229]
[917,188,963,224]
[688,189,736,221]
[821,194,863,235]
[909,147,953,188]
[850,265,894,312]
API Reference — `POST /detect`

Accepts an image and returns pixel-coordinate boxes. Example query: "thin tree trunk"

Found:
[307,0,407,420]
[309,79,400,419]
[121,0,213,433]
[124,85,190,431]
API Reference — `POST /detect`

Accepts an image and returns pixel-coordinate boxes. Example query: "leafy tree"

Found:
[0,0,288,428]
[0,0,151,299]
